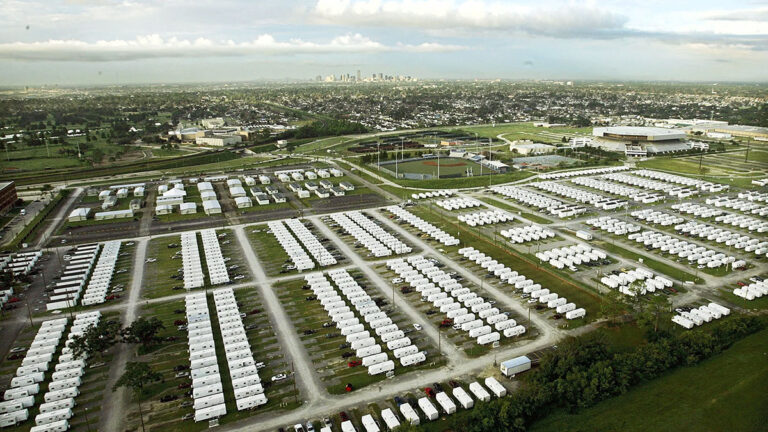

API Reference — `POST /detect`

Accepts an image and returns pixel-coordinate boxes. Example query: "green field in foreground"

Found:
[529,327,768,432]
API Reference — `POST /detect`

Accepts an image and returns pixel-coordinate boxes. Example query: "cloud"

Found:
[0,33,464,61]
[310,0,629,38]
[704,7,768,21]
[309,0,768,51]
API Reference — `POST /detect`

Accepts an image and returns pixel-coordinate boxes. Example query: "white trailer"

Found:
[468,382,491,402]
[452,387,474,409]
[435,392,457,414]
[418,397,439,421]
[361,414,380,432]
[29,419,69,432]
[194,403,227,422]
[399,403,420,425]
[341,420,357,432]
[380,408,400,430]
[484,377,507,397]
[368,360,395,375]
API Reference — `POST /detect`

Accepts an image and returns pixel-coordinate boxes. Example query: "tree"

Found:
[69,319,120,361]
[121,317,165,351]
[600,290,626,326]
[637,295,671,334]
[113,362,162,432]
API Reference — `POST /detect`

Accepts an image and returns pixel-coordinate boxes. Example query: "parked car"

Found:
[271,373,287,382]
[347,360,362,367]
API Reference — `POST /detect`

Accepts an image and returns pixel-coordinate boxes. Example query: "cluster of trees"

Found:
[439,316,765,432]
[68,316,166,361]
[281,119,368,140]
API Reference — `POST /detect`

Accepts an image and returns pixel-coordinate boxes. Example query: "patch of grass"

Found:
[528,327,768,432]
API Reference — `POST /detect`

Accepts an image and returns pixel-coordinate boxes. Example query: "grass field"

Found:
[387,157,486,177]
[529,326,768,432]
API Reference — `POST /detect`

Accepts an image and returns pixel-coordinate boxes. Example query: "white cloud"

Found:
[0,33,464,61]
[310,0,628,38]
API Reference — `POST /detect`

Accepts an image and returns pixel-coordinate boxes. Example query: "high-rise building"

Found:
[356,69,361,81]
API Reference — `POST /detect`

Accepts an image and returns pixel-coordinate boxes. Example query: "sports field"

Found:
[387,157,487,177]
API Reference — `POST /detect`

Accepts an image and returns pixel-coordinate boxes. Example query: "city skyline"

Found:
[0,0,767,85]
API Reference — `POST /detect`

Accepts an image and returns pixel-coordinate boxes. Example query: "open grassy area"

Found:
[528,326,768,432]
[386,157,487,177]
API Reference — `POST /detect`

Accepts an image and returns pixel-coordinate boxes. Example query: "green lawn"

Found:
[529,327,768,432]
[389,157,487,177]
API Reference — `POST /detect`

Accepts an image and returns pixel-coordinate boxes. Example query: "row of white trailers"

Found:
[675,221,768,257]
[738,190,768,202]
[570,176,664,204]
[181,231,205,289]
[672,303,731,329]
[601,268,673,296]
[81,241,121,306]
[540,166,630,180]
[631,209,684,226]
[500,224,554,244]
[672,202,723,219]
[276,168,342,183]
[389,255,526,344]
[733,280,768,301]
[712,212,768,233]
[1,317,68,428]
[317,377,507,432]
[330,211,411,257]
[410,189,456,200]
[200,229,230,285]
[307,269,424,373]
[602,172,705,197]
[490,185,587,218]
[458,247,586,320]
[386,206,459,246]
[1,312,99,431]
[586,216,640,235]
[532,181,628,211]
[212,289,268,411]
[457,210,513,227]
[707,196,768,217]
[536,244,606,270]
[32,312,99,430]
[185,293,227,422]
[47,244,101,311]
[435,198,482,211]
[0,250,42,277]
[632,169,725,192]
[626,230,743,270]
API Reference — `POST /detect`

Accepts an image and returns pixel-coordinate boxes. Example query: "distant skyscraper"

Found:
[356,70,361,82]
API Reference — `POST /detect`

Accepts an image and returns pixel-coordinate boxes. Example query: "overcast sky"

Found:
[1,0,767,85]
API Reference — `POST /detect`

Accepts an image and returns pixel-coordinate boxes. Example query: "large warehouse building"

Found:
[592,126,689,156]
